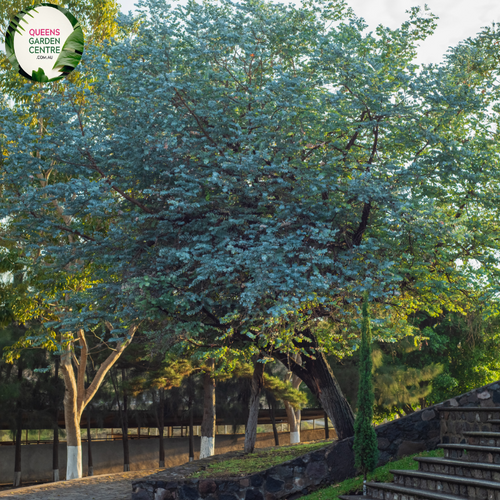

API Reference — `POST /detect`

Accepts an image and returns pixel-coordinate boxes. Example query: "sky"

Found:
[117,0,499,65]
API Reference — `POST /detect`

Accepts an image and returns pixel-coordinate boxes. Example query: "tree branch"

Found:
[272,349,311,383]
[60,343,78,417]
[352,202,372,246]
[77,329,88,415]
[84,151,155,215]
[174,89,226,157]
[55,225,96,242]
[84,323,140,406]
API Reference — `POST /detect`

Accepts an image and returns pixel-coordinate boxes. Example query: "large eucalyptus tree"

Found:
[1,0,500,450]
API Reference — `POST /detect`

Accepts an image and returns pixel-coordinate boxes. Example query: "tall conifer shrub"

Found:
[353,293,379,493]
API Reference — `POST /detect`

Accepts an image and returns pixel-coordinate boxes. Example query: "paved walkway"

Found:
[0,451,247,499]
[0,469,163,500]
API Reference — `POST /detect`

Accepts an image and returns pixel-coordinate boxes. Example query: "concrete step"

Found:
[487,420,500,432]
[464,432,500,437]
[338,496,374,500]
[438,407,500,412]
[391,468,500,498]
[489,420,500,428]
[438,407,500,425]
[442,425,498,443]
[438,443,500,463]
[464,431,500,446]
[440,408,500,441]
[365,481,466,500]
[416,456,500,480]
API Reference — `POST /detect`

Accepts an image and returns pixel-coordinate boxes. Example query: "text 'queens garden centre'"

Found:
[28,29,62,54]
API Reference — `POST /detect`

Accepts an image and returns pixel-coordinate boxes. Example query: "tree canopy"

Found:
[1,0,500,453]
[2,0,500,359]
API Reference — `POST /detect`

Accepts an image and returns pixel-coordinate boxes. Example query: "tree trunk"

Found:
[200,359,216,458]
[284,401,300,444]
[274,331,355,440]
[14,361,23,487]
[62,378,82,480]
[403,403,415,415]
[324,410,329,439]
[111,368,130,472]
[189,403,194,462]
[300,351,354,440]
[284,355,301,444]
[60,342,83,480]
[14,410,22,487]
[122,369,130,471]
[268,396,280,446]
[52,357,60,482]
[53,409,60,482]
[158,388,165,467]
[87,405,93,476]
[59,324,138,479]
[244,357,265,453]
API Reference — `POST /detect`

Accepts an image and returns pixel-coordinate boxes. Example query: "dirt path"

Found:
[0,468,163,500]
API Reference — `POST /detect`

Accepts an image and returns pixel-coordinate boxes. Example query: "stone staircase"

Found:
[339,407,500,500]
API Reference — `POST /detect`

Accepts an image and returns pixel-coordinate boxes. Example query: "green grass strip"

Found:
[302,448,445,500]
[190,441,332,479]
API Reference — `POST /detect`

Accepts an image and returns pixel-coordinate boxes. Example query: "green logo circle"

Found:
[5,3,84,82]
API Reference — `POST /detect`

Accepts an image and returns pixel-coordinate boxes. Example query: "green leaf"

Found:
[52,27,84,72]
[4,32,18,71]
[59,26,84,53]
[31,67,49,82]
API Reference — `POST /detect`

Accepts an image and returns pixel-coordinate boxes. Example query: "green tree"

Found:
[353,295,378,492]
[0,0,139,480]
[371,344,443,417]
[2,0,500,446]
[129,356,195,466]
[408,308,500,405]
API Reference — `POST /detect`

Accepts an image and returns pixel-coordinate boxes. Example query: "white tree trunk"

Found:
[59,325,139,479]
[199,360,216,459]
[285,402,301,444]
[244,358,265,453]
[290,429,300,444]
[200,436,215,458]
[285,355,302,444]
[66,445,82,480]
[62,345,83,480]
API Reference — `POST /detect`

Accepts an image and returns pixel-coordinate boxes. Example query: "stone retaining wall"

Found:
[439,382,500,443]
[132,380,500,500]
[440,408,500,444]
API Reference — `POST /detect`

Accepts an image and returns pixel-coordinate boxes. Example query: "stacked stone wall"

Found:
[132,380,500,500]
[439,383,500,443]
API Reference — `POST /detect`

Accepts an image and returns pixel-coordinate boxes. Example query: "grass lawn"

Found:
[302,448,445,500]
[190,440,334,478]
